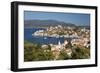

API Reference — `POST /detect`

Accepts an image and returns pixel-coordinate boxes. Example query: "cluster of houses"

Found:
[34,25,90,60]
[33,25,79,38]
[41,36,90,60]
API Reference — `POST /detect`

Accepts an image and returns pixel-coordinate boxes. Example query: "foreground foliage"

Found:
[24,41,90,61]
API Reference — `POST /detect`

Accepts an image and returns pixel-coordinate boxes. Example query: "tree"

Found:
[71,46,90,59]
[58,50,71,60]
[24,41,54,61]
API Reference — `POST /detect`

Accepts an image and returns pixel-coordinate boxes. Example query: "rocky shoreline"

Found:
[32,25,80,38]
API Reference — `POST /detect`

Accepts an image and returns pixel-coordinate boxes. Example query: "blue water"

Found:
[24,28,72,45]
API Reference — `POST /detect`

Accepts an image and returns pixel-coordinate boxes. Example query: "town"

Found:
[24,25,90,60]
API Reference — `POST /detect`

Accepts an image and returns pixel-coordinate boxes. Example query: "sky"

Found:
[24,11,90,26]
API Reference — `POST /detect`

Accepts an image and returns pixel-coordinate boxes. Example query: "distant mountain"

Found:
[24,20,76,28]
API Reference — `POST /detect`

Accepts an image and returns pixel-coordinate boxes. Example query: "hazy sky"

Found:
[24,11,90,26]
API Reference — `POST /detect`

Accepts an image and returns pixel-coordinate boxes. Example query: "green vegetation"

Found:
[58,50,71,60]
[24,41,54,61]
[24,41,90,61]
[71,46,90,59]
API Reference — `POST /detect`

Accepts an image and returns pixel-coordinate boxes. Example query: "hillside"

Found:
[24,20,76,28]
